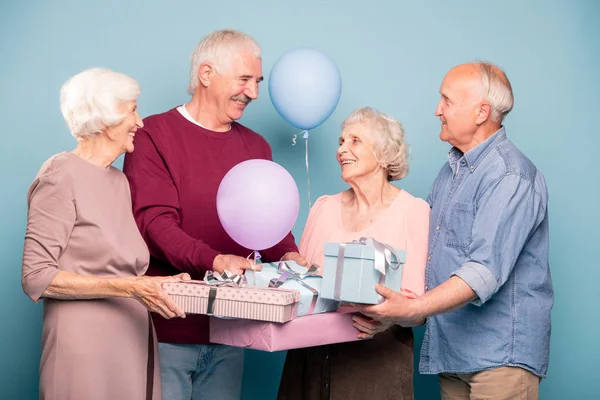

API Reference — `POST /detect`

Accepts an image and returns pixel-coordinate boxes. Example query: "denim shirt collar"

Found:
[448,127,507,175]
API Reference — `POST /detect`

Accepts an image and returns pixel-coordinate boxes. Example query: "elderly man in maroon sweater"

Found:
[123,29,306,400]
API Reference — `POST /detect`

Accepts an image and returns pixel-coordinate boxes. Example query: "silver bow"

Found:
[203,270,247,315]
[268,262,320,315]
[334,237,404,300]
[355,237,402,275]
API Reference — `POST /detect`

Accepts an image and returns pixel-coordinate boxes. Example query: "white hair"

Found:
[341,107,409,181]
[187,29,261,95]
[478,62,514,123]
[60,68,140,140]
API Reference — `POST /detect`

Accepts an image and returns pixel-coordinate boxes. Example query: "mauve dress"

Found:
[21,152,160,400]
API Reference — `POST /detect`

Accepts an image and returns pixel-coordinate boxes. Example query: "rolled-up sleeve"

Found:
[22,171,75,302]
[451,173,546,305]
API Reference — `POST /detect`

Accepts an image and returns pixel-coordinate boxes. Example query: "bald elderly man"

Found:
[356,62,552,400]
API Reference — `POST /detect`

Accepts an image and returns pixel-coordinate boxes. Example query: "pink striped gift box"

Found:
[162,281,301,323]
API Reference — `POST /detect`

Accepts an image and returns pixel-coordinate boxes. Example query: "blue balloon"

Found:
[269,48,342,131]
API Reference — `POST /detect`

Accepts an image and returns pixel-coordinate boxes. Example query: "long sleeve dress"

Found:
[22,152,160,400]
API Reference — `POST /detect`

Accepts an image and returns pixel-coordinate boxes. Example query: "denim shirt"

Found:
[419,128,553,378]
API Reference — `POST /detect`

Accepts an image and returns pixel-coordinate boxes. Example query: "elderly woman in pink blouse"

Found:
[277,107,430,400]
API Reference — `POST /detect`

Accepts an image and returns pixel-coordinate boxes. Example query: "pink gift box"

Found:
[209,308,365,352]
[163,281,300,323]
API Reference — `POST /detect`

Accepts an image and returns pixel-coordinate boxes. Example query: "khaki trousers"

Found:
[439,366,541,400]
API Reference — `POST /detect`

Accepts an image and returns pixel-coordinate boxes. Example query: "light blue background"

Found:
[1,1,598,399]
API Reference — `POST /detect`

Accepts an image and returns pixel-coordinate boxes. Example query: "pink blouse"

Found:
[299,191,430,298]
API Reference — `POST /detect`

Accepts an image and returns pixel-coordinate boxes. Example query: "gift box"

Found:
[162,280,301,323]
[320,238,406,304]
[244,261,339,316]
[209,307,365,352]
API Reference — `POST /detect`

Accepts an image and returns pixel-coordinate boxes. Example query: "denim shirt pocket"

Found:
[445,202,475,248]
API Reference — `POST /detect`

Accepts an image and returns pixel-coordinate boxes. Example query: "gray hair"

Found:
[187,29,261,95]
[477,62,514,123]
[341,107,409,181]
[60,68,140,140]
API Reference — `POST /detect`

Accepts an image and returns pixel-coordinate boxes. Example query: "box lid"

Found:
[162,281,301,305]
[323,242,406,263]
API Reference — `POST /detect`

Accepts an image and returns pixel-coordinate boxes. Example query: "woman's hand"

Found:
[281,252,308,267]
[352,315,396,339]
[128,273,191,319]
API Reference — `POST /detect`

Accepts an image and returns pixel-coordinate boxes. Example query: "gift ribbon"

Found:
[203,270,247,316]
[245,250,262,266]
[333,237,404,300]
[246,251,262,287]
[292,130,312,209]
[267,262,321,315]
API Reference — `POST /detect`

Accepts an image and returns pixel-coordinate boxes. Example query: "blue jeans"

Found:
[158,342,244,400]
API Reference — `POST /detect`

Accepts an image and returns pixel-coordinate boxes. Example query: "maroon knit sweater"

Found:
[123,107,298,344]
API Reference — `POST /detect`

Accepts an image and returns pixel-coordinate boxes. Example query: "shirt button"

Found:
[427,255,431,260]
[436,225,440,230]
[324,383,329,389]
[425,285,429,291]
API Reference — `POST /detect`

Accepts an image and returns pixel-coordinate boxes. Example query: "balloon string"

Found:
[305,134,311,209]
[246,251,261,286]
[292,130,312,209]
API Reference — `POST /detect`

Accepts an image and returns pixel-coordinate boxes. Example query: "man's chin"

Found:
[228,110,245,121]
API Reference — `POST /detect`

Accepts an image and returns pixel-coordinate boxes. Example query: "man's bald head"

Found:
[448,62,513,123]
[435,62,513,152]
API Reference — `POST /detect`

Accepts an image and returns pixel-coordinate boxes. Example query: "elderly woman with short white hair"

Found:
[278,107,430,400]
[21,68,189,400]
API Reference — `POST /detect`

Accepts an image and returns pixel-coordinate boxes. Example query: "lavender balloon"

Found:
[217,159,300,251]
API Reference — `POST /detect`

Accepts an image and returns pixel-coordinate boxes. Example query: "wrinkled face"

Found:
[105,101,143,154]
[337,123,383,182]
[434,66,484,149]
[208,51,263,124]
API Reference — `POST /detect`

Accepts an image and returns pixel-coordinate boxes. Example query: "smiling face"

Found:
[337,123,384,183]
[207,51,263,125]
[104,100,143,154]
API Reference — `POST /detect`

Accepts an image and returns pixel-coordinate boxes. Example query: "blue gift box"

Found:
[321,239,406,304]
[244,261,339,316]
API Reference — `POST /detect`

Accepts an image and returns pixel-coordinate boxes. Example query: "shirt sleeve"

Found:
[400,198,430,298]
[22,168,75,302]
[123,128,220,275]
[451,173,547,305]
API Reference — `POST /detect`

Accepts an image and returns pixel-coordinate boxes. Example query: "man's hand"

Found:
[212,254,263,275]
[354,284,425,327]
[281,251,308,267]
